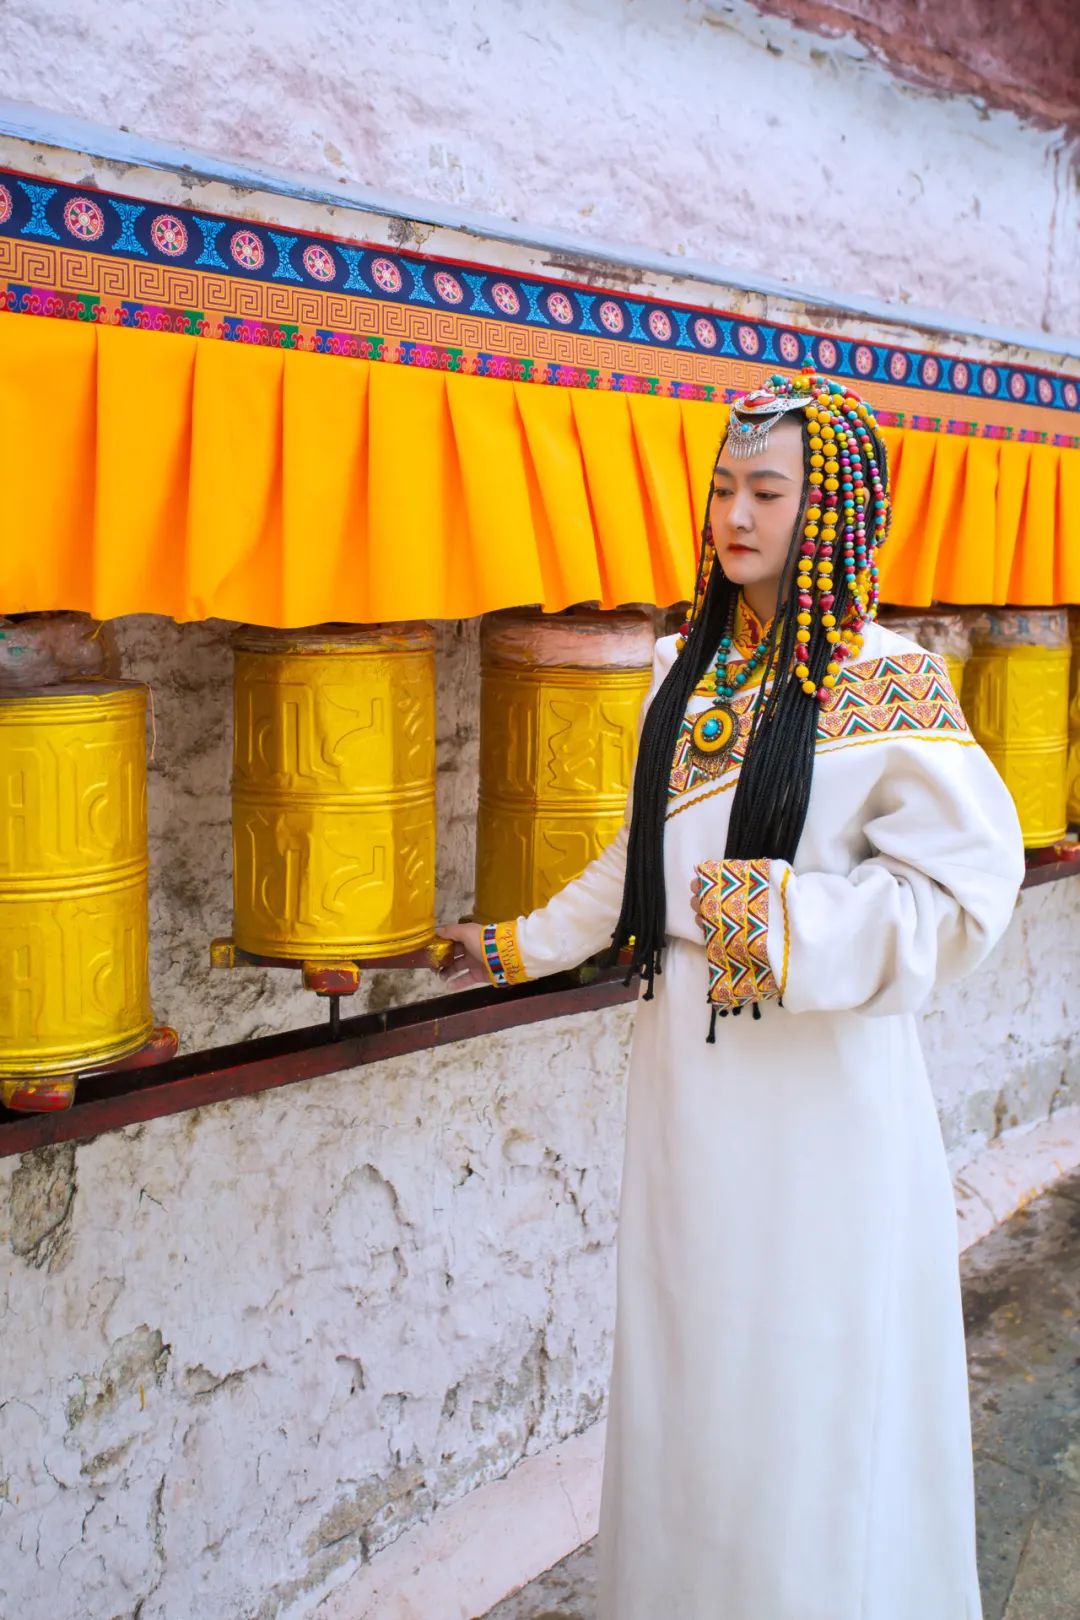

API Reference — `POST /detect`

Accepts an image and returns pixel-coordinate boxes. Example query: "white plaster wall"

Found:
[0,1007,633,1620]
[0,0,1076,338]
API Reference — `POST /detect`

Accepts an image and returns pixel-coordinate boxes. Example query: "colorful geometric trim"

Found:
[816,652,969,747]
[669,651,969,805]
[481,921,528,987]
[0,164,1077,445]
[696,859,779,1010]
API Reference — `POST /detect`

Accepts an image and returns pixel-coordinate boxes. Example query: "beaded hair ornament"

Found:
[676,366,891,714]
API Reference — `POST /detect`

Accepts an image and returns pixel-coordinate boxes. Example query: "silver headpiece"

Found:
[725,389,812,460]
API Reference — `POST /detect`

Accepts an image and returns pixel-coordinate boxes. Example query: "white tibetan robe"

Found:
[484,621,1025,1620]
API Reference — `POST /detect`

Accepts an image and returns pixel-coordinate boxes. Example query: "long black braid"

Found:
[608,412,888,996]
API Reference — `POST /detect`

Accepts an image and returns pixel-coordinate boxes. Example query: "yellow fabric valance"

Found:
[0,310,1076,624]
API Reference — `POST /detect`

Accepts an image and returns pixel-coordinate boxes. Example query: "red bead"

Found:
[800,541,815,556]
[798,593,812,608]
[820,593,835,609]
[817,687,831,703]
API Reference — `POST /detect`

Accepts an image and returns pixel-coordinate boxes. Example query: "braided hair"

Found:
[608,376,891,999]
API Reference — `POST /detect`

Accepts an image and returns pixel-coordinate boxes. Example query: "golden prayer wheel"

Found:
[227,622,437,966]
[0,682,154,1102]
[1068,609,1080,828]
[963,609,1071,848]
[475,609,655,923]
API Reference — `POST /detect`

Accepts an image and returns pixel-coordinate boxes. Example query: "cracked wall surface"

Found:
[1,1010,632,1620]
[2,613,1078,1620]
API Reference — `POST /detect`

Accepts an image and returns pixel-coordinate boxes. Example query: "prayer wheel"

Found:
[230,623,437,962]
[475,609,655,923]
[963,609,1071,848]
[878,608,970,699]
[1068,610,1080,828]
[0,682,154,1097]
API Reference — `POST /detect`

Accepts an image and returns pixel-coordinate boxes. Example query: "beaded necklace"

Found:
[687,599,774,762]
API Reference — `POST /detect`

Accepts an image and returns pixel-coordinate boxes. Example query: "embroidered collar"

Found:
[732,596,774,658]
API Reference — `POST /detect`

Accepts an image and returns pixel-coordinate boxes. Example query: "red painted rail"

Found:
[2,855,1077,1158]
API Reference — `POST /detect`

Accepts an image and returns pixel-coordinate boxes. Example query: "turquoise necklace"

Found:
[690,604,774,761]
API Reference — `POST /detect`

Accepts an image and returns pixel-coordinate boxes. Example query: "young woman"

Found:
[440,371,1024,1620]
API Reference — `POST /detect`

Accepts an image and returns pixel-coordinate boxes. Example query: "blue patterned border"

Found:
[0,165,1076,429]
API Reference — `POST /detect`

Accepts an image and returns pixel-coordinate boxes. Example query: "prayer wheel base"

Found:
[210,938,454,997]
[1,1027,179,1114]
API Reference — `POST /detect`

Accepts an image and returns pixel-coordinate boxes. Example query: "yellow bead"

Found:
[801,679,817,696]
[825,461,839,475]
[826,630,841,644]
[827,661,840,676]
[796,628,810,644]
[822,675,837,688]
[795,663,809,679]
[822,613,836,628]
[818,559,834,573]
[821,424,836,439]
[796,611,812,627]
[808,506,822,520]
[804,523,819,538]
[809,436,823,450]
[824,478,839,492]
[810,453,825,468]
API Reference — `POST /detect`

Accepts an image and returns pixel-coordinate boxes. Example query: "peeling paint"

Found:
[9,1144,77,1272]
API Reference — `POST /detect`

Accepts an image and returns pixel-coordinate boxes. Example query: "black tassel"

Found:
[706,1005,718,1044]
[752,1002,762,1020]
[732,1004,742,1017]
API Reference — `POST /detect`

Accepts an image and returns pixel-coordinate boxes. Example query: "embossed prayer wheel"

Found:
[963,609,1071,848]
[230,623,436,961]
[0,682,154,1086]
[878,608,971,700]
[1068,610,1080,828]
[475,610,655,923]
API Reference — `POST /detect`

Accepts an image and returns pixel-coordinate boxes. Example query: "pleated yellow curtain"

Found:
[0,308,1075,624]
[876,427,1079,608]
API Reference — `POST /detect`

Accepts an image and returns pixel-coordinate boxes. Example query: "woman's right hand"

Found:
[436,922,490,987]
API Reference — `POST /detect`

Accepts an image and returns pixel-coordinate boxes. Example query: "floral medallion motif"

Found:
[230,230,265,270]
[64,197,105,241]
[151,213,188,256]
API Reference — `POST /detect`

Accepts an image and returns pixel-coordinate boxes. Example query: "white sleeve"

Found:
[696,738,1025,1016]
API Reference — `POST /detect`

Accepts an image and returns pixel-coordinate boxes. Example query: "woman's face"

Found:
[709,414,806,599]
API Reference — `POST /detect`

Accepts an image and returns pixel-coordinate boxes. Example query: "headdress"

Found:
[679,365,891,705]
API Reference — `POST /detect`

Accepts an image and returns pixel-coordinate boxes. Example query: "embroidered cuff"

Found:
[695,859,782,1010]
[481,921,529,987]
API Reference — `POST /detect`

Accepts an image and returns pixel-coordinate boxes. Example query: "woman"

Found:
[440,370,1024,1620]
